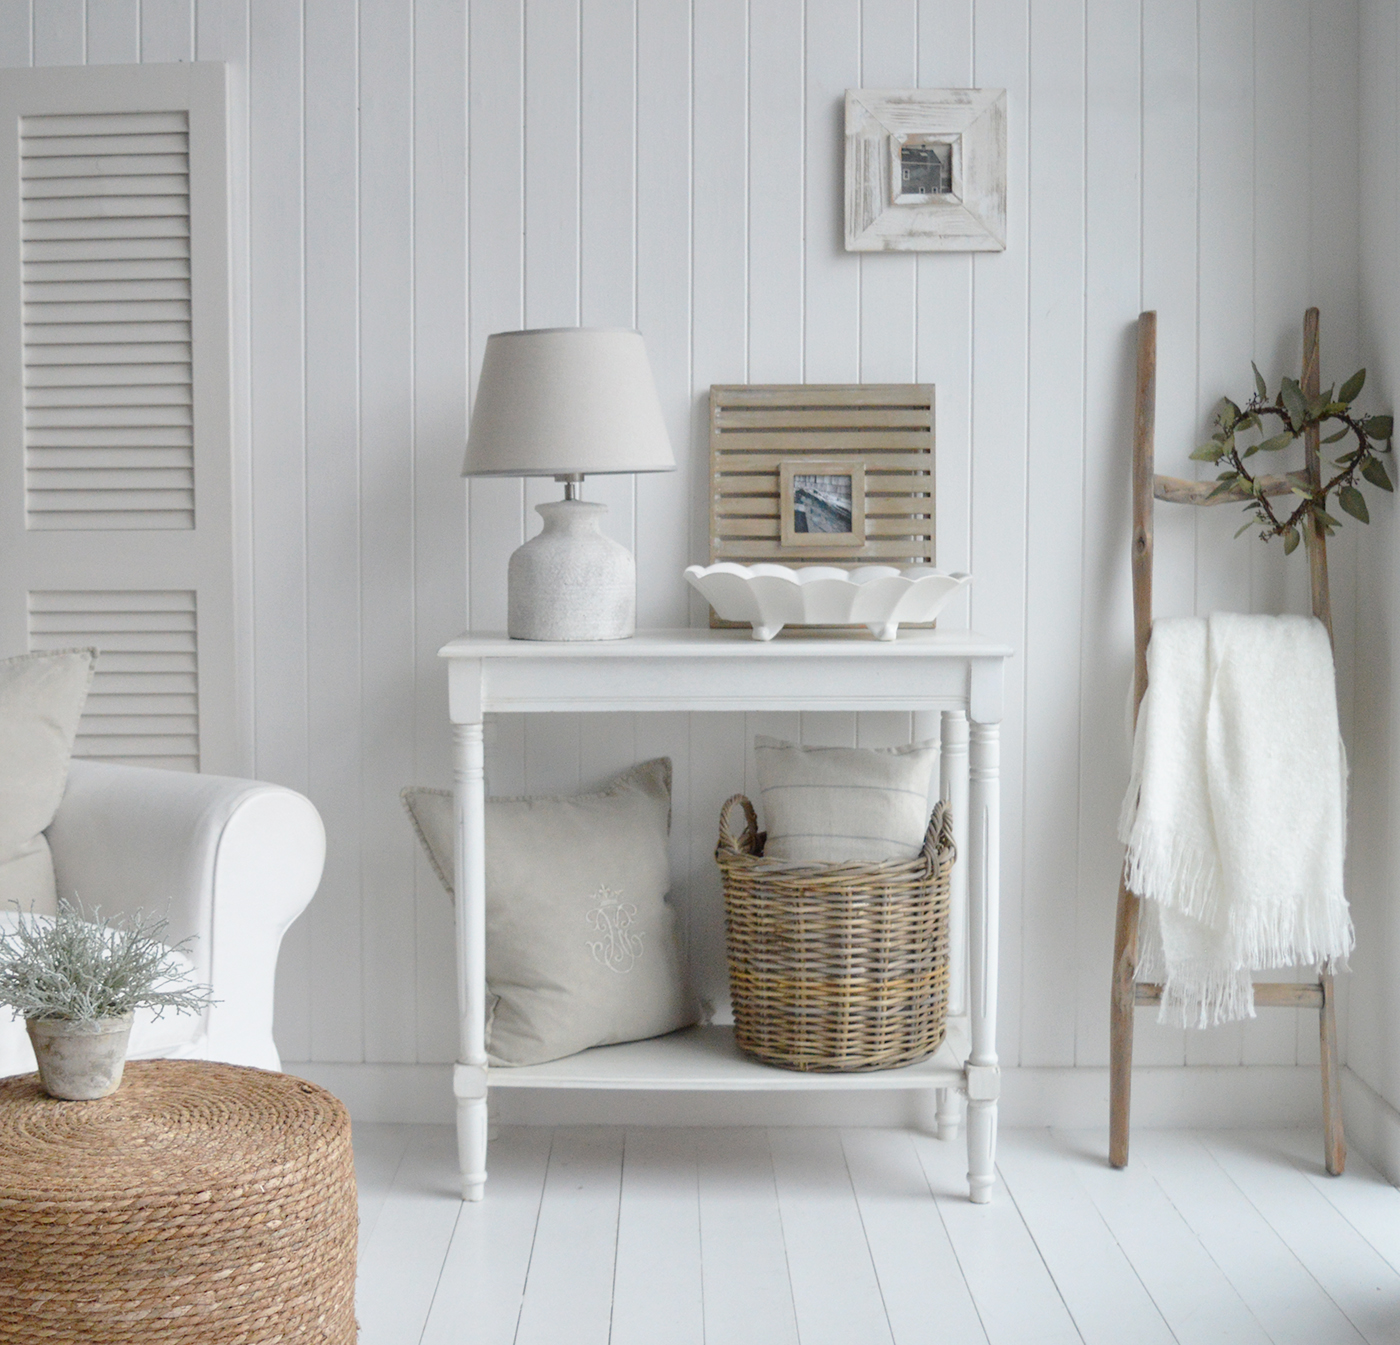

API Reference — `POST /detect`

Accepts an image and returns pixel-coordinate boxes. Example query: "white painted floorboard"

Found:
[352,1125,1400,1345]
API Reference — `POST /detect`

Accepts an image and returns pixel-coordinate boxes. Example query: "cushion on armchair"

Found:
[402,758,697,1067]
[0,648,95,914]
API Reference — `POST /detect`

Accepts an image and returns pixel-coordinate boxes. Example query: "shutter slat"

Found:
[23,153,189,178]
[22,174,190,200]
[26,363,190,386]
[24,259,190,281]
[25,383,192,406]
[24,217,190,241]
[21,111,188,137]
[25,279,191,301]
[24,237,190,261]
[27,404,193,427]
[27,588,200,768]
[27,426,192,447]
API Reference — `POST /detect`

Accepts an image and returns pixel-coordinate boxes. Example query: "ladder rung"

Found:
[1134,981,1325,1009]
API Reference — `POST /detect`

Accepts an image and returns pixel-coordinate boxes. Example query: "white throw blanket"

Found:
[1118,614,1352,1028]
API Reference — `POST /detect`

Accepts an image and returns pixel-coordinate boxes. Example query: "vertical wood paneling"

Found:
[34,0,81,63]
[467,0,524,633]
[633,8,690,624]
[634,0,690,626]
[916,0,973,630]
[802,0,859,383]
[1078,0,1155,1072]
[359,0,417,1063]
[1021,0,1084,1068]
[87,0,136,61]
[748,0,805,383]
[1185,0,1255,1069]
[411,0,468,1063]
[1242,0,1310,1068]
[303,0,362,1063]
[247,0,311,1060]
[857,0,916,384]
[971,0,1030,1069]
[578,0,635,550]
[140,0,190,61]
[17,0,1366,1085]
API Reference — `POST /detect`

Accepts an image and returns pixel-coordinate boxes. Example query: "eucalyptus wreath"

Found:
[1191,363,1394,553]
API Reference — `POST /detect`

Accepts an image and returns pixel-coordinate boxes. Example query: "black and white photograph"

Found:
[791,472,854,534]
[779,460,867,549]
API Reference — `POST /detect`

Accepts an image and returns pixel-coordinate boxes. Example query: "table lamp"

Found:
[464,328,675,641]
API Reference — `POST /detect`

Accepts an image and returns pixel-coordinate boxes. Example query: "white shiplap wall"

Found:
[2,1,1362,1092]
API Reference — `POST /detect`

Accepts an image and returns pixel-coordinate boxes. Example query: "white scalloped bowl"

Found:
[684,563,971,641]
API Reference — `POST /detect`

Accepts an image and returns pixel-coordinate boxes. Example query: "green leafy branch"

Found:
[1191,363,1394,554]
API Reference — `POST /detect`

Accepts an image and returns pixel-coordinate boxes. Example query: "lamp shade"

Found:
[463,327,675,477]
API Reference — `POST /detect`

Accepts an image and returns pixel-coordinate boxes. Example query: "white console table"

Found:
[440,628,1011,1203]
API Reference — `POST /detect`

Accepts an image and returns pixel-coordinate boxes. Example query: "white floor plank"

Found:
[355,1125,464,1345]
[696,1127,800,1345]
[418,1126,554,1345]
[514,1127,625,1345]
[351,1121,413,1253]
[1268,1127,1400,1280]
[1133,1130,1367,1345]
[351,1123,1400,1345]
[910,1131,1082,1345]
[996,1130,1176,1345]
[840,1129,989,1345]
[1057,1129,1273,1345]
[768,1128,895,1345]
[609,1128,705,1345]
[1199,1131,1400,1345]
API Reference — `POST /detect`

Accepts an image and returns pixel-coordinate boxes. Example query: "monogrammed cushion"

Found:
[401,758,695,1066]
[754,735,938,863]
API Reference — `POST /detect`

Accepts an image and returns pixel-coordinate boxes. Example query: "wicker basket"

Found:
[715,794,955,1072]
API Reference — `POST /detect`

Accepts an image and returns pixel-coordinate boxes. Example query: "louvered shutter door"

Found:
[0,64,236,774]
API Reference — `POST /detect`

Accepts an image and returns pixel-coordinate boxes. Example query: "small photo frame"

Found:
[779,460,866,550]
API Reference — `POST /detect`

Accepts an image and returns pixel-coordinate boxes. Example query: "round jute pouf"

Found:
[0,1059,357,1344]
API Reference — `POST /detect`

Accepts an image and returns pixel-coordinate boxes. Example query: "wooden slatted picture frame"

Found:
[708,384,936,631]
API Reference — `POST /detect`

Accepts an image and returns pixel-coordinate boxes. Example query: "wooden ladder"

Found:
[1108,307,1345,1176]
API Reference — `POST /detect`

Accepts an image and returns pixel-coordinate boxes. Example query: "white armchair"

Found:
[0,760,324,1077]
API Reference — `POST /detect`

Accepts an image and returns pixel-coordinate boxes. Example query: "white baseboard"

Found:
[284,1060,1328,1130]
[1341,1065,1400,1185]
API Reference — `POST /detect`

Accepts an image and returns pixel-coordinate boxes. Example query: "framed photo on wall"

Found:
[779,460,866,550]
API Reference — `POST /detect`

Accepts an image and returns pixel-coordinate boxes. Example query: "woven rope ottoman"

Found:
[0,1059,357,1343]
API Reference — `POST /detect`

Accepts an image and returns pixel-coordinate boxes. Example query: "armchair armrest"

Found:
[45,760,325,1070]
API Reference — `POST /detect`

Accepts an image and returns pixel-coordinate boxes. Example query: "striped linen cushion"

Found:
[753,736,938,864]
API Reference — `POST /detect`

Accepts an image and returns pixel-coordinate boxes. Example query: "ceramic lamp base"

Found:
[507,498,635,641]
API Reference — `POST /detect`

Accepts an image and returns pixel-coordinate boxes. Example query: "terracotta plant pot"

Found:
[26,1013,135,1100]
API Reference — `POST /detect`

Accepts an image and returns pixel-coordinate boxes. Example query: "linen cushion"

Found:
[0,649,96,915]
[754,735,938,863]
[401,758,696,1067]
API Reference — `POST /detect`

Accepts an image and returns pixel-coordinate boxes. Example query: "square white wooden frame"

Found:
[845,88,1007,252]
[778,459,866,550]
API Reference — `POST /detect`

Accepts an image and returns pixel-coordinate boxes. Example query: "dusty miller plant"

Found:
[0,900,216,1023]
[1192,363,1394,552]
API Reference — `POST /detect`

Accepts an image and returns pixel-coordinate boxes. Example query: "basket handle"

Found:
[717,794,761,856]
[923,798,956,867]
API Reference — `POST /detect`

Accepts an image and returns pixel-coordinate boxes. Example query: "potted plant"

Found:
[0,901,214,1100]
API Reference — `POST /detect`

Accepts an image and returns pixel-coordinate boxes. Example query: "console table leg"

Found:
[454,718,488,1201]
[935,1087,962,1141]
[966,720,1001,1203]
[457,1095,488,1202]
[966,1098,998,1204]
